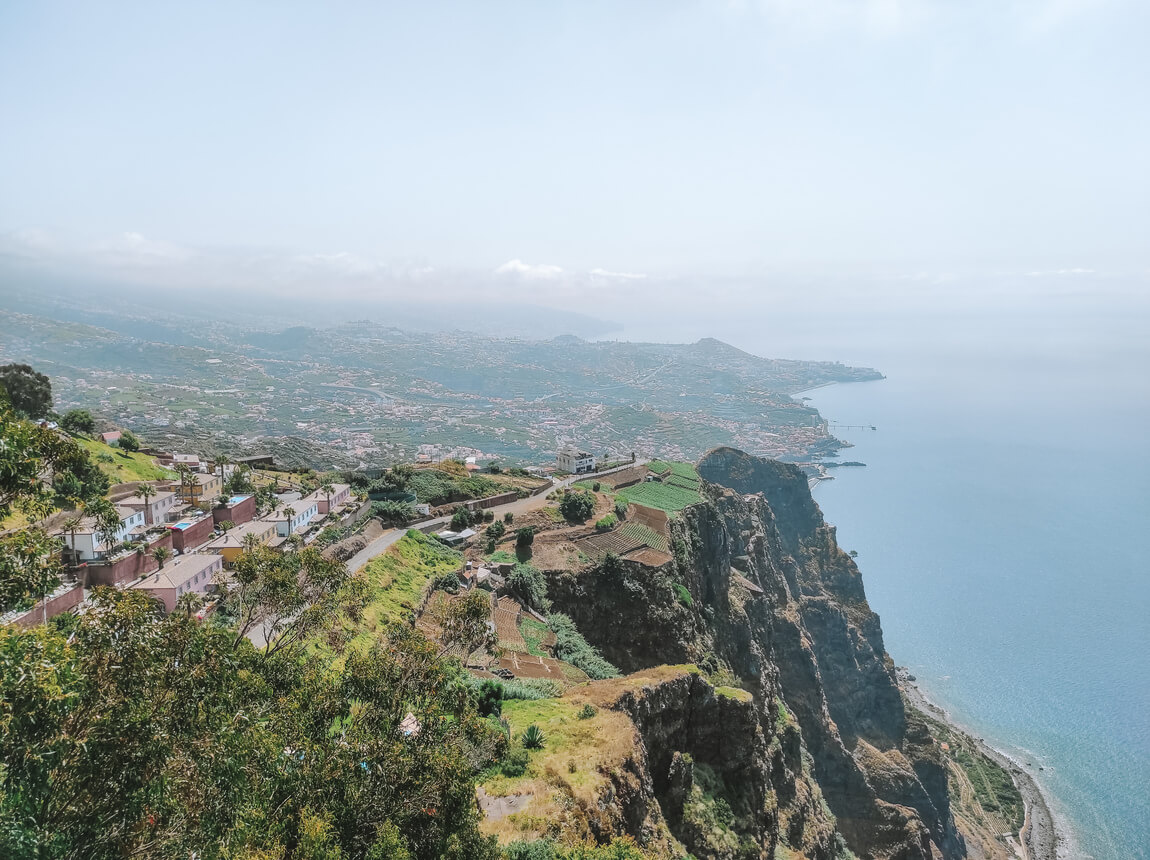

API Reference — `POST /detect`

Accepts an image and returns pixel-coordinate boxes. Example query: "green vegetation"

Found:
[548,613,620,680]
[578,704,597,720]
[59,409,95,434]
[558,488,595,523]
[75,437,175,483]
[611,464,702,514]
[617,522,670,553]
[521,724,547,749]
[487,549,518,564]
[503,837,653,860]
[507,563,549,612]
[519,616,551,657]
[319,530,461,662]
[594,513,617,532]
[674,582,694,607]
[0,363,52,419]
[406,469,501,506]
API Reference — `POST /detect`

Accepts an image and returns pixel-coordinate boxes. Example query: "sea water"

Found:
[789,305,1149,860]
[616,286,1150,859]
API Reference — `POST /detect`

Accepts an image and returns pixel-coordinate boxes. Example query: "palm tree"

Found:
[151,545,172,570]
[137,483,157,524]
[61,514,83,567]
[174,463,196,504]
[320,481,335,515]
[282,506,297,536]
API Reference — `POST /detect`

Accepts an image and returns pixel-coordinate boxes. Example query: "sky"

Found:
[1,0,1148,314]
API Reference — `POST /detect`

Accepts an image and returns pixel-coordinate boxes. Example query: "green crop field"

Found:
[616,480,702,513]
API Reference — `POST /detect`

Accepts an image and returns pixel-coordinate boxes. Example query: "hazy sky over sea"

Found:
[1,1,1148,312]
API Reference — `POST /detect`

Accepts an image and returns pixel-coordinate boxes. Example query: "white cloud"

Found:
[91,231,192,266]
[590,268,648,281]
[494,259,564,280]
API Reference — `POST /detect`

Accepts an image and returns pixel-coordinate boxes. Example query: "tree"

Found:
[0,363,52,419]
[485,521,505,541]
[430,588,497,665]
[60,409,96,435]
[450,506,472,531]
[218,520,235,533]
[88,499,124,556]
[476,680,502,717]
[515,527,536,549]
[117,429,140,452]
[559,489,595,523]
[151,545,172,570]
[320,481,335,514]
[137,483,157,524]
[507,563,549,612]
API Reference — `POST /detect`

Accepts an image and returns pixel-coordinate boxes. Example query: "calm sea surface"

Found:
[617,291,1150,859]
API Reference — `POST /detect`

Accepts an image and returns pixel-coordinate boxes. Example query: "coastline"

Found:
[898,674,1065,860]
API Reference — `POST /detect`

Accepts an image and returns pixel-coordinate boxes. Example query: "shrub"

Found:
[501,748,529,777]
[507,563,548,611]
[504,840,556,860]
[515,526,536,548]
[614,499,628,519]
[548,613,620,680]
[485,521,506,540]
[674,583,694,607]
[521,724,546,749]
[592,481,601,492]
[558,489,595,523]
[484,509,495,522]
[432,572,461,594]
[578,703,597,719]
[594,514,617,532]
[476,680,503,717]
[450,506,473,530]
[504,512,514,523]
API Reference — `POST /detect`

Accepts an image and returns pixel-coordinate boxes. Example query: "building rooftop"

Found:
[117,490,177,507]
[132,553,223,590]
[203,520,277,550]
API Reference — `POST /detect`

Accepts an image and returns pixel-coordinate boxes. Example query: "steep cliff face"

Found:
[546,448,964,860]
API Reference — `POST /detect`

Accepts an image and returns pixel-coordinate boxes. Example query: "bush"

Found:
[592,481,601,492]
[548,613,620,680]
[521,724,546,749]
[504,511,514,523]
[507,563,548,611]
[476,680,503,717]
[485,521,506,540]
[501,748,529,777]
[578,703,597,720]
[515,527,536,548]
[558,489,595,523]
[674,583,694,607]
[450,506,473,530]
[432,572,461,594]
[614,499,628,519]
[594,514,617,532]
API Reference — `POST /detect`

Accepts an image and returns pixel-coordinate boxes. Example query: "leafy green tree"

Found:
[117,429,140,452]
[515,527,535,549]
[429,588,497,665]
[450,506,472,531]
[476,680,503,717]
[0,363,52,419]
[59,409,95,435]
[558,489,595,523]
[507,563,549,612]
[485,521,505,541]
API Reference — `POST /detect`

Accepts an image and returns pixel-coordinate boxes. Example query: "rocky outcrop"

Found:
[546,447,966,859]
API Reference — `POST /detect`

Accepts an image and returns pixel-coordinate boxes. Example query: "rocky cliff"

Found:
[545,447,966,859]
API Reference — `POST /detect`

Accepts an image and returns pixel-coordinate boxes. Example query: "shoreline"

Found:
[898,674,1065,860]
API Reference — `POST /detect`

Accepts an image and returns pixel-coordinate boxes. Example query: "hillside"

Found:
[74,437,176,483]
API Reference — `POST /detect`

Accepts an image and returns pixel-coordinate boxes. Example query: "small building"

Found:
[434,527,476,547]
[170,472,223,506]
[99,430,122,446]
[117,489,178,526]
[213,493,256,526]
[264,498,320,537]
[557,447,596,474]
[312,484,351,514]
[167,514,216,553]
[58,506,146,562]
[130,553,224,613]
[202,520,278,566]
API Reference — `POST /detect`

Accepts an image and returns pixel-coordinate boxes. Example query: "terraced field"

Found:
[615,480,702,513]
[576,521,670,560]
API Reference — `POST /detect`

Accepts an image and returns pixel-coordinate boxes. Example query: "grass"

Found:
[519,616,551,657]
[479,695,639,843]
[75,438,176,483]
[487,550,518,564]
[313,530,462,666]
[714,686,753,702]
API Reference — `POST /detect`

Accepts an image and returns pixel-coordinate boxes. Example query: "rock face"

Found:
[546,447,964,859]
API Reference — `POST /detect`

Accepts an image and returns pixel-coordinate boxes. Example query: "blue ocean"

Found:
[620,285,1150,859]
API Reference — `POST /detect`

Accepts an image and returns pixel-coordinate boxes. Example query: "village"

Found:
[4,428,703,697]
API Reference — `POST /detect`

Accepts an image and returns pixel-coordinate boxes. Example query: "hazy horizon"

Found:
[3,0,1149,319]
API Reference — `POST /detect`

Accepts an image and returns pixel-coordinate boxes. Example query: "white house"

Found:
[557,447,596,474]
[117,489,178,525]
[130,553,224,614]
[267,498,320,537]
[60,506,146,561]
